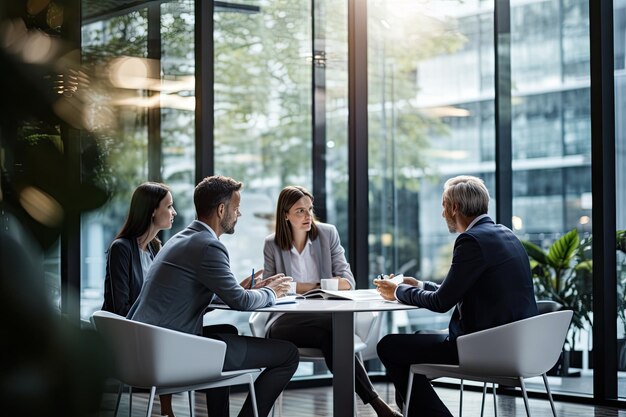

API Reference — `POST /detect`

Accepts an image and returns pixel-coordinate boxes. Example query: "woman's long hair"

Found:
[116,182,170,251]
[274,185,318,251]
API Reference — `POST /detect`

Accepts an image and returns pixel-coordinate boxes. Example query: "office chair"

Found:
[92,310,262,417]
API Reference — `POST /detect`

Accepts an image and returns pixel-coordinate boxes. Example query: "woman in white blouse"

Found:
[263,186,401,417]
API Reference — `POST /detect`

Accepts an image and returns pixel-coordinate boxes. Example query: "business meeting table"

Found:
[209,294,418,417]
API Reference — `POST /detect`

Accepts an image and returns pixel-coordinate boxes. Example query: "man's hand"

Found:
[239,269,269,289]
[401,276,421,287]
[264,276,294,298]
[373,279,398,301]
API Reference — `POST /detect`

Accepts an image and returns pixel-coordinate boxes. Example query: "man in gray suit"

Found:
[128,176,299,417]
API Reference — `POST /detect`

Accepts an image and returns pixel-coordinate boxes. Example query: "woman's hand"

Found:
[336,277,352,290]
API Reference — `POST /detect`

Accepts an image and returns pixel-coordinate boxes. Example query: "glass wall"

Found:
[80,1,196,320]
[212,0,313,332]
[511,0,592,395]
[80,9,150,320]
[367,0,495,333]
[615,0,626,399]
[67,0,621,401]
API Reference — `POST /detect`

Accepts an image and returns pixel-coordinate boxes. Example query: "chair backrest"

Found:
[456,310,573,377]
[92,310,228,388]
[536,300,563,314]
[355,311,384,361]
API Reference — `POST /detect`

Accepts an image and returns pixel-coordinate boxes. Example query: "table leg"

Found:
[332,311,355,417]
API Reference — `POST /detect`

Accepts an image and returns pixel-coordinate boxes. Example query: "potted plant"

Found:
[521,229,592,375]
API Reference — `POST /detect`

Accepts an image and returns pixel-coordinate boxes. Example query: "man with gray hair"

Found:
[374,175,537,417]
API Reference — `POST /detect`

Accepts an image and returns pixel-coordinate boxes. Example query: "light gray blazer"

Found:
[263,222,355,288]
[128,220,276,335]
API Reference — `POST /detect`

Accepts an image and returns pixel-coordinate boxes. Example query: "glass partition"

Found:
[615,0,626,399]
[80,9,150,320]
[511,0,592,395]
[367,0,495,334]
[213,0,313,332]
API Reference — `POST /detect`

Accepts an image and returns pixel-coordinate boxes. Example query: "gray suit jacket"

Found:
[263,222,355,288]
[128,220,276,335]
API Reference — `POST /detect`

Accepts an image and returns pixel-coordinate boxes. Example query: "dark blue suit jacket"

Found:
[396,216,537,342]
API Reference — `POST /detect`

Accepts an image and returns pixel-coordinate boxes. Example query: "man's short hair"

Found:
[443,175,490,217]
[194,176,243,218]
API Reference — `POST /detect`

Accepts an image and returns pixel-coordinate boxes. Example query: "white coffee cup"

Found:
[288,281,297,295]
[320,278,339,291]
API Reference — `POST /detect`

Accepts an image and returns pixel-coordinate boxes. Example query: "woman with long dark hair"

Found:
[102,182,178,417]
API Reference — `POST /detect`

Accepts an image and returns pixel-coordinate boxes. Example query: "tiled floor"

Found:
[100,382,626,417]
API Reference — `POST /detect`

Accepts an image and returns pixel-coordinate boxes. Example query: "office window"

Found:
[160,0,196,238]
[367,0,495,333]
[512,0,592,395]
[615,0,626,399]
[80,9,150,320]
[213,0,313,333]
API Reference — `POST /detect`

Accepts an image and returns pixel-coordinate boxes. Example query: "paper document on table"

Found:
[275,295,299,305]
[300,288,383,301]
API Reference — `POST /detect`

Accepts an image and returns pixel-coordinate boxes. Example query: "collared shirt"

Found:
[196,220,276,298]
[289,238,320,283]
[465,213,489,232]
[197,221,218,239]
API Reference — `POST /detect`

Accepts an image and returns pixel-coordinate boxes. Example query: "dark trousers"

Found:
[203,326,299,417]
[267,313,379,404]
[377,333,458,417]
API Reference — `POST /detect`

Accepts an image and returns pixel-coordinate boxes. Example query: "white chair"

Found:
[92,310,262,417]
[249,311,384,416]
[403,310,573,417]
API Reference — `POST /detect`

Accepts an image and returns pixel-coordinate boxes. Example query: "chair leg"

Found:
[542,373,557,417]
[459,379,463,417]
[188,391,195,417]
[403,372,415,417]
[480,383,486,417]
[248,376,259,417]
[146,386,156,417]
[519,378,532,417]
[492,383,497,417]
[128,386,133,417]
[113,383,123,417]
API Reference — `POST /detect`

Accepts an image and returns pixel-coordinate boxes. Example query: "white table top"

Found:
[210,298,419,313]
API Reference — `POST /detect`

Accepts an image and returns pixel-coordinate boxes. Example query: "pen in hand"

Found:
[250,268,255,288]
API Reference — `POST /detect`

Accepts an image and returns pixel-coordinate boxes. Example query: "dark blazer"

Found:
[102,237,157,317]
[396,216,538,342]
[127,220,276,335]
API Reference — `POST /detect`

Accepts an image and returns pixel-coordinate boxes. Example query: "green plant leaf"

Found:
[521,240,547,265]
[618,230,626,253]
[574,260,593,272]
[546,229,579,270]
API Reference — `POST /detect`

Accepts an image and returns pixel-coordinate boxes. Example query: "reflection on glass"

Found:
[213,1,313,334]
[323,0,349,246]
[511,0,592,396]
[367,0,495,333]
[80,10,149,320]
[161,0,196,239]
[615,0,626,399]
